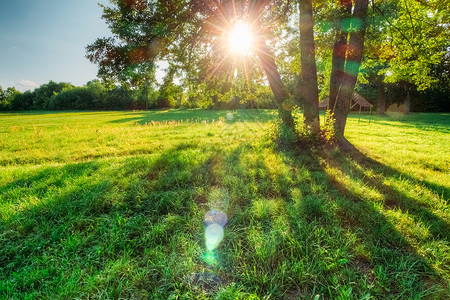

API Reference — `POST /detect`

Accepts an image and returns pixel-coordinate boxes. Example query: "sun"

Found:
[227,21,254,55]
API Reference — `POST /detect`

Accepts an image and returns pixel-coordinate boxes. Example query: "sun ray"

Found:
[209,54,230,77]
[242,55,251,90]
[227,20,254,55]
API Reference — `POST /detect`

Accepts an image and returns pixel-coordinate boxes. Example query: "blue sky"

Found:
[0,0,111,92]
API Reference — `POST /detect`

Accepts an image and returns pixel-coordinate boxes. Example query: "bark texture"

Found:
[298,0,320,133]
[329,0,352,113]
[334,0,369,137]
[377,81,386,114]
[256,41,294,128]
[403,82,411,114]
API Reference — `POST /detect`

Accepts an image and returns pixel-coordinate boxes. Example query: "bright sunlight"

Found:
[227,21,254,55]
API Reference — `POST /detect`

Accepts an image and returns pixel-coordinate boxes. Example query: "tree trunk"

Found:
[377,80,386,114]
[329,0,352,113]
[212,94,218,109]
[255,41,295,128]
[329,32,348,113]
[334,0,369,138]
[403,82,411,114]
[298,0,320,133]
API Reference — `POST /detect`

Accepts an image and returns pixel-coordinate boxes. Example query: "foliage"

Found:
[378,0,449,90]
[9,90,35,111]
[266,107,337,148]
[292,106,317,144]
[293,107,337,146]
[33,81,73,110]
[104,86,134,110]
[0,86,19,111]
[266,118,297,148]
[7,80,148,111]
[320,109,337,143]
[46,88,93,110]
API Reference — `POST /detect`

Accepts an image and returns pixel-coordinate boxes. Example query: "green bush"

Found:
[267,108,337,148]
[320,110,337,144]
[45,88,95,110]
[292,107,318,144]
[266,118,297,148]
[105,87,134,110]
[10,91,34,110]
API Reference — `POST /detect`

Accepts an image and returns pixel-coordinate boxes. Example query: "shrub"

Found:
[320,110,337,144]
[267,108,337,148]
[34,81,72,110]
[10,91,34,110]
[292,107,318,145]
[45,87,102,110]
[266,118,297,148]
[105,87,134,110]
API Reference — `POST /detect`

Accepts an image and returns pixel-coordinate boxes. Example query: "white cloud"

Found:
[15,79,39,92]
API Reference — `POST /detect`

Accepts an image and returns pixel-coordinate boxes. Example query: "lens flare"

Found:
[204,209,228,227]
[203,189,229,264]
[205,223,224,251]
[202,250,217,265]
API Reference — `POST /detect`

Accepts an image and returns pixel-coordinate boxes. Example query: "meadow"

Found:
[0,109,449,299]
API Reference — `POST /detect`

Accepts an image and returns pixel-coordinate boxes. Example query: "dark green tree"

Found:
[10,91,35,110]
[32,81,73,110]
[0,86,20,110]
[356,0,449,114]
[87,0,297,128]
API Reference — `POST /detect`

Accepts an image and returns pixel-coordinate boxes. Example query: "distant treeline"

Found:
[0,79,448,112]
[0,80,277,111]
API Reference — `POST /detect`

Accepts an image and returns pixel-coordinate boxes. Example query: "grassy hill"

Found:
[0,110,449,299]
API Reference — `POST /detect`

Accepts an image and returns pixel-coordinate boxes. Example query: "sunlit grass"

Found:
[0,110,448,299]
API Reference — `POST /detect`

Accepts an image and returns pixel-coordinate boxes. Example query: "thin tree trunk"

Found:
[329,0,352,113]
[299,0,320,133]
[377,80,386,114]
[329,32,348,113]
[403,82,411,114]
[211,94,218,109]
[334,0,369,139]
[143,83,149,110]
[255,41,294,128]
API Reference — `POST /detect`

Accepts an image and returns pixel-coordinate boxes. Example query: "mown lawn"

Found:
[0,109,449,299]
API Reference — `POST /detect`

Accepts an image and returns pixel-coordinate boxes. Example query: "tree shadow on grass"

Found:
[333,148,449,238]
[311,146,449,295]
[0,141,448,299]
[2,142,272,298]
[107,109,276,125]
[0,146,213,298]
[258,145,448,298]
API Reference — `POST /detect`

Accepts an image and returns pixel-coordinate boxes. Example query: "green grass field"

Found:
[0,109,449,299]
